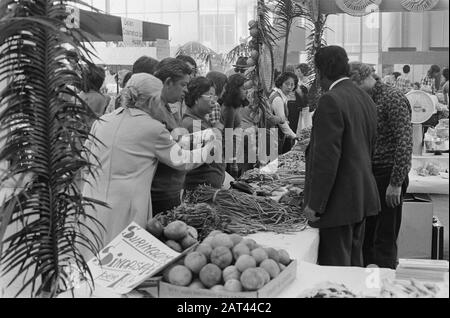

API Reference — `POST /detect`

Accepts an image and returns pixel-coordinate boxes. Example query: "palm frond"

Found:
[0,0,107,298]
[224,41,251,65]
[176,41,218,66]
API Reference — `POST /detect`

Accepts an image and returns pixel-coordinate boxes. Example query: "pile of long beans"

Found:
[185,186,308,235]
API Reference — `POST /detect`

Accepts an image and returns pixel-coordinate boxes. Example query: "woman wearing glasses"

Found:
[182,77,225,190]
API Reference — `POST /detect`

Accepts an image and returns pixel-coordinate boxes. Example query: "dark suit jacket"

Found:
[304,79,381,229]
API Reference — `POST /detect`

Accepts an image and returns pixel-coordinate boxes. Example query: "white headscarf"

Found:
[121,73,163,109]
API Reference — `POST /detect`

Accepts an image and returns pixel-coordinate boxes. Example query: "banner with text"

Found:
[87,222,180,294]
[121,17,143,46]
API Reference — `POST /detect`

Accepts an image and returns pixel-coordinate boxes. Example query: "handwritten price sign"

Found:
[87,222,180,294]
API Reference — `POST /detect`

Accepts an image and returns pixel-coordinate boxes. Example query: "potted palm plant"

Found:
[0,0,106,298]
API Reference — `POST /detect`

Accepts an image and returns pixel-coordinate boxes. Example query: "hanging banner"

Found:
[400,0,439,12]
[87,222,181,295]
[335,0,382,17]
[121,17,143,46]
[65,6,80,29]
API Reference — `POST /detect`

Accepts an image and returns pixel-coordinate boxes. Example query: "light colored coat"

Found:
[82,107,201,251]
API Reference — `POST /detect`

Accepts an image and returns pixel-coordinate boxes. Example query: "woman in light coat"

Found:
[81,73,209,256]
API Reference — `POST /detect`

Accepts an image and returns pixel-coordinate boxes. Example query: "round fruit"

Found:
[242,238,258,250]
[210,285,226,292]
[187,226,198,240]
[243,80,255,90]
[223,265,241,282]
[208,230,223,238]
[278,249,291,266]
[199,264,222,288]
[264,247,280,263]
[181,234,198,250]
[164,221,188,241]
[196,244,213,261]
[189,279,205,289]
[184,252,207,274]
[224,279,243,292]
[251,248,268,265]
[202,236,214,247]
[247,57,256,66]
[167,265,193,287]
[260,259,280,279]
[235,255,257,272]
[255,267,271,285]
[251,50,259,60]
[240,268,265,291]
[211,234,234,249]
[146,219,164,238]
[250,28,259,38]
[210,246,233,269]
[165,240,182,252]
[232,243,250,260]
[248,19,256,27]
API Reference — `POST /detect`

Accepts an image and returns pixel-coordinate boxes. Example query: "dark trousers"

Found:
[152,196,181,217]
[363,168,409,269]
[318,220,366,267]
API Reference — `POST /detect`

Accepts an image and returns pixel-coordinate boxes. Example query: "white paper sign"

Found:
[65,6,80,29]
[87,222,180,295]
[121,17,143,46]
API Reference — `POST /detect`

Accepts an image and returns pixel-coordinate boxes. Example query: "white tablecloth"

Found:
[278,261,449,298]
[408,173,449,195]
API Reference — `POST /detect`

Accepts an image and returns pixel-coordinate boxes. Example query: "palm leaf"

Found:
[224,41,251,65]
[272,0,309,72]
[176,41,218,69]
[0,0,107,298]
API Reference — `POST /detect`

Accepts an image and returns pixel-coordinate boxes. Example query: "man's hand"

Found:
[304,205,321,223]
[386,184,402,208]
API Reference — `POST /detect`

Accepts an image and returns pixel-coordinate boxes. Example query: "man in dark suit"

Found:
[303,46,381,267]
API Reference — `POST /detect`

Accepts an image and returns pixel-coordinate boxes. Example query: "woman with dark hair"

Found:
[421,64,441,94]
[205,71,227,129]
[270,72,299,154]
[182,77,225,190]
[80,65,111,129]
[133,56,159,75]
[221,73,247,178]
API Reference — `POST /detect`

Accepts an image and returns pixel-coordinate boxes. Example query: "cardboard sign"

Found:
[87,222,180,295]
[121,18,143,46]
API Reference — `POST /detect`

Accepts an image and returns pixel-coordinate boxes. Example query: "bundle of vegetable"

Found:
[240,168,280,183]
[185,186,308,235]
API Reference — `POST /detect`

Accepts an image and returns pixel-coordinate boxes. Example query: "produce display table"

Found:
[412,153,449,171]
[408,172,449,195]
[279,261,449,298]
[53,228,320,298]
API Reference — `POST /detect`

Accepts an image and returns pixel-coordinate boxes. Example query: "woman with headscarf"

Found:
[81,73,211,254]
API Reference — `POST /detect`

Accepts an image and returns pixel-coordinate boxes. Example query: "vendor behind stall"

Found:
[182,77,225,190]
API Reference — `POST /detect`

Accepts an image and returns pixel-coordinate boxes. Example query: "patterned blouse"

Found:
[371,81,413,187]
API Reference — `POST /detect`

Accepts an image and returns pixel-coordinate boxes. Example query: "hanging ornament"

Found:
[335,0,382,17]
[400,0,439,12]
